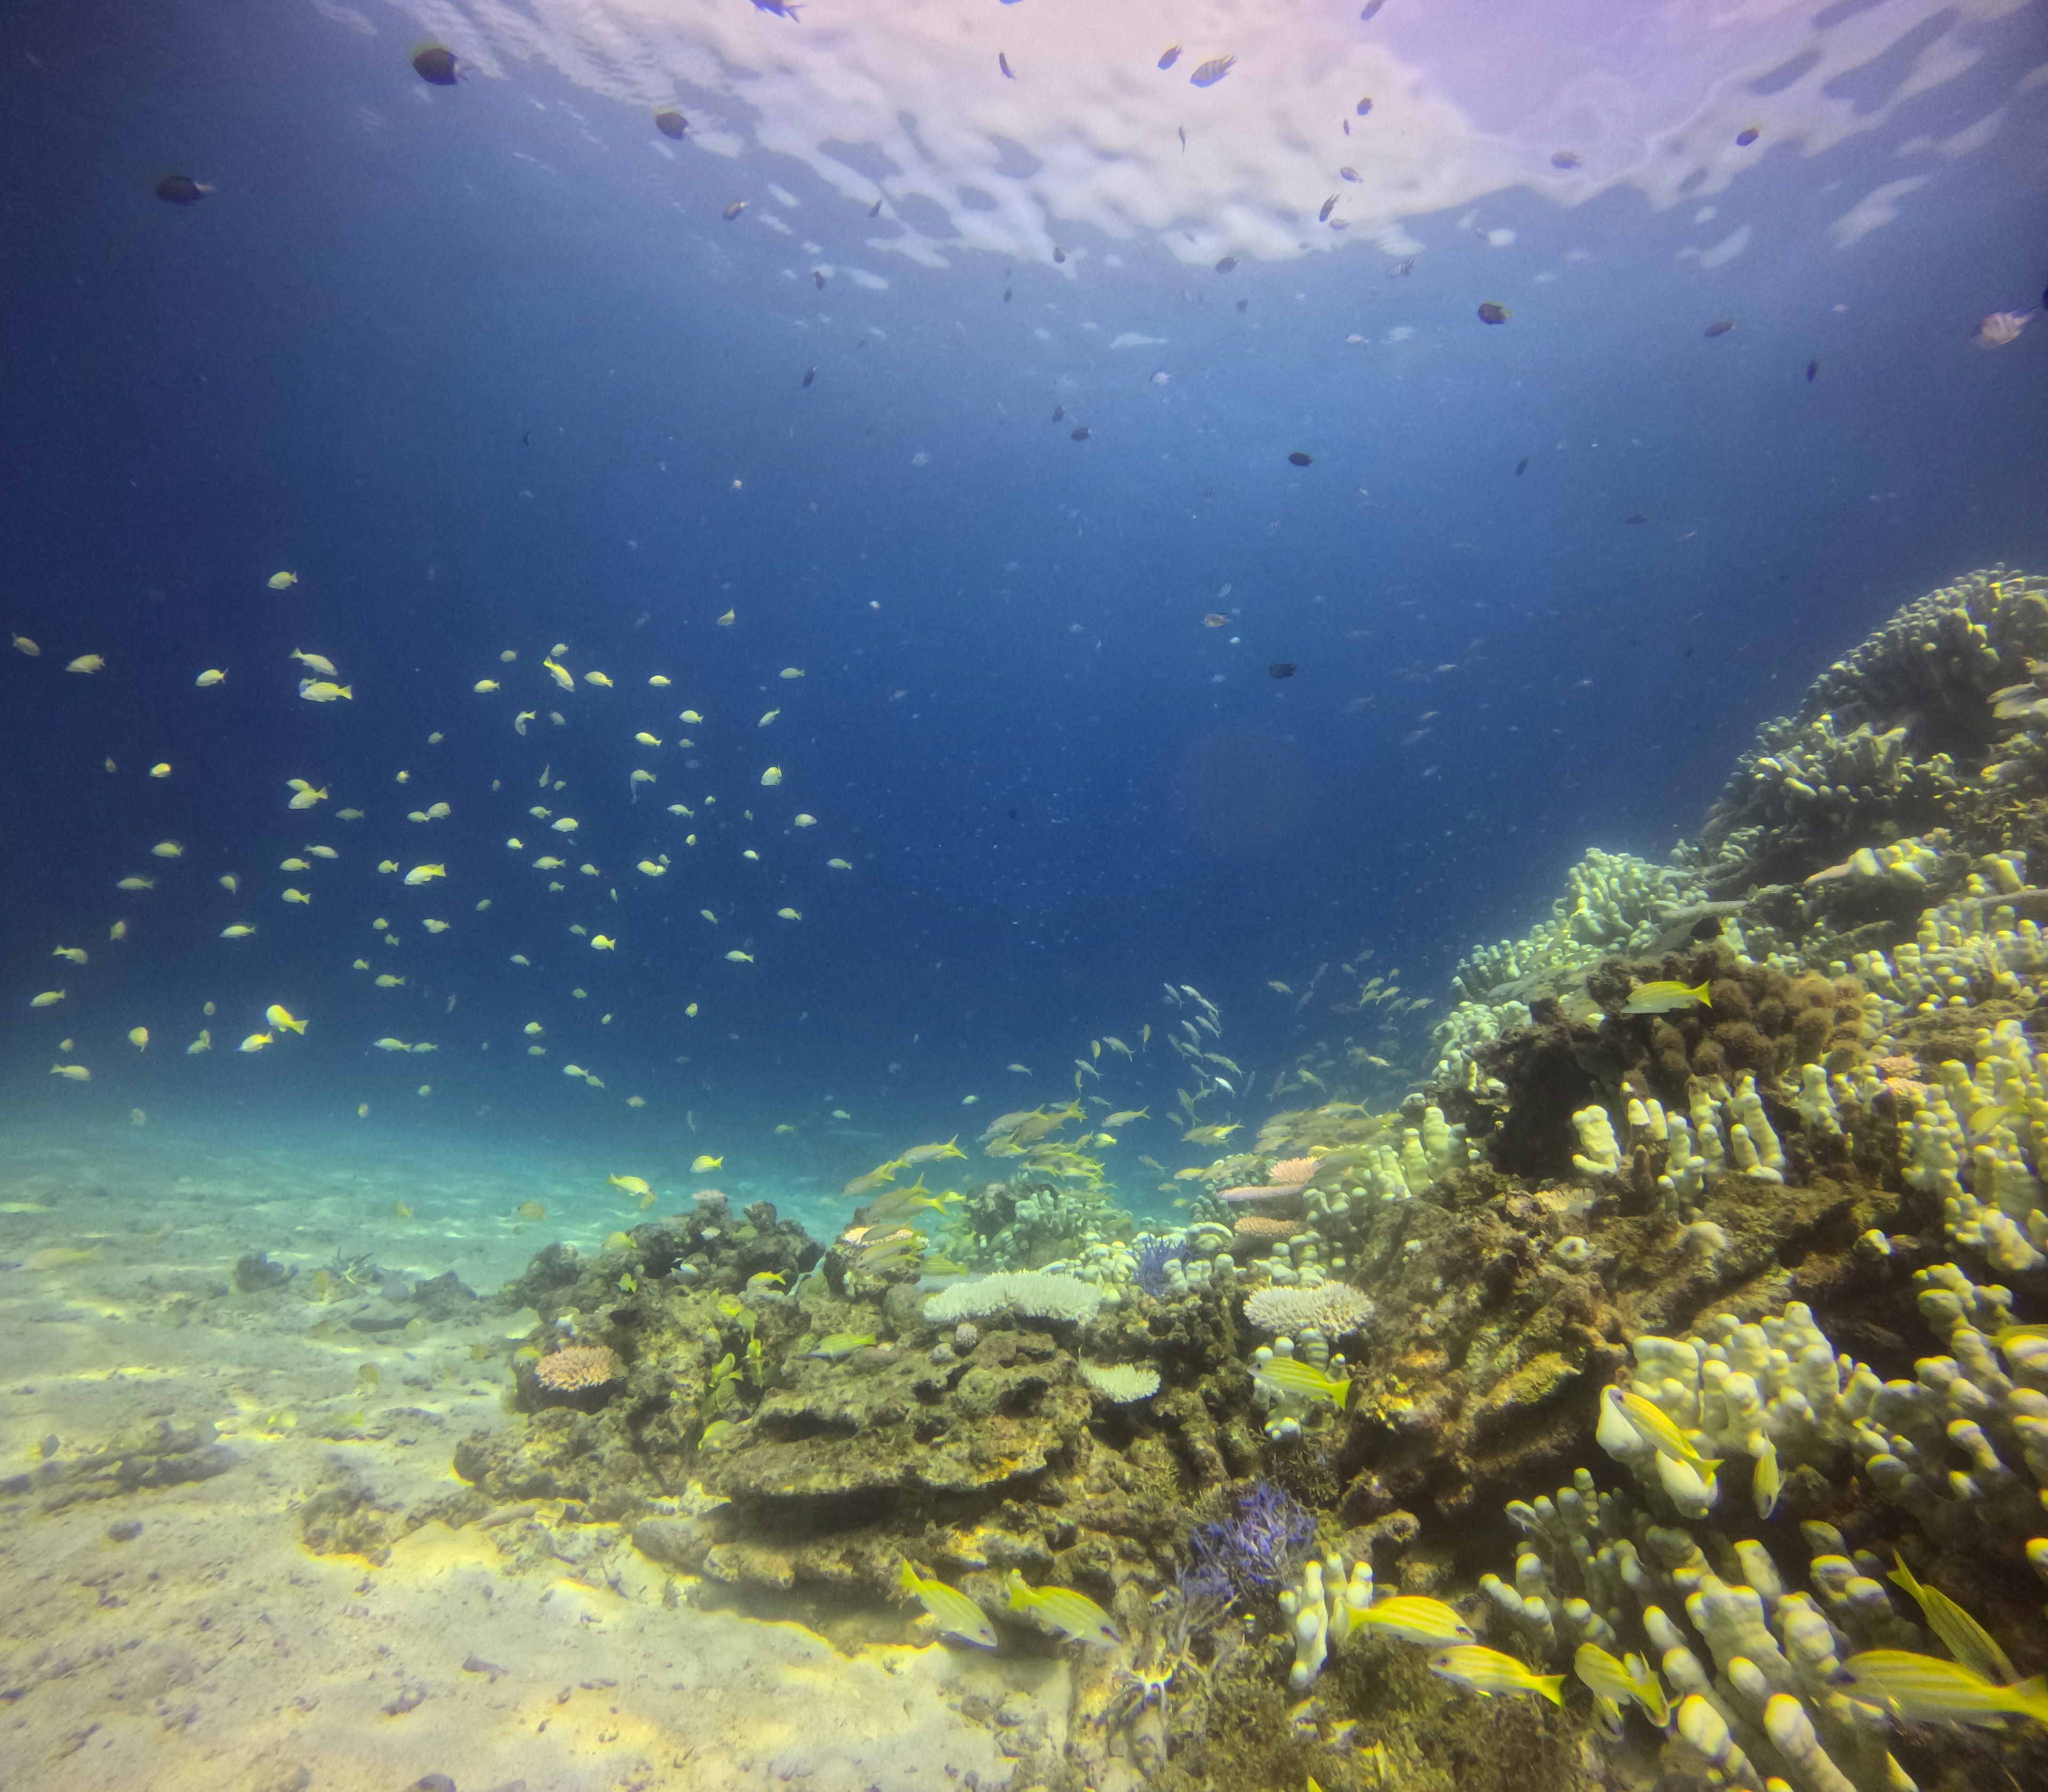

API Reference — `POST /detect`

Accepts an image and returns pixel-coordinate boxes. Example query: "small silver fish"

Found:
[1974,309,2033,348]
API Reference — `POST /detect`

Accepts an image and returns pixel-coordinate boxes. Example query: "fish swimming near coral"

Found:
[1005,1571,1120,1646]
[1349,1596,1476,1647]
[1622,978,1710,1015]
[1429,1645,1565,1704]
[1836,1651,2048,1727]
[898,1562,997,1648]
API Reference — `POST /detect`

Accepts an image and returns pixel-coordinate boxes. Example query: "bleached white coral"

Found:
[1242,1282,1372,1337]
[923,1270,1101,1325]
[1078,1359,1159,1402]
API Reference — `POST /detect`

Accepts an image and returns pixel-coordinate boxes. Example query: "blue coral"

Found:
[1133,1237,1186,1299]
[1187,1481,1317,1602]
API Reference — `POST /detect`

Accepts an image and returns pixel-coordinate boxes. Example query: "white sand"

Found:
[0,1119,1063,1791]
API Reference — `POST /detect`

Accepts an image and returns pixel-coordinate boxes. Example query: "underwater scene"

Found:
[4,1,2048,1788]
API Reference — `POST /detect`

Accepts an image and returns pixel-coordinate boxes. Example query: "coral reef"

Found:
[438,567,2048,1792]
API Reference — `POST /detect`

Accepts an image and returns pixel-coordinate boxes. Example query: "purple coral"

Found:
[1133,1237,1186,1299]
[1186,1481,1317,1602]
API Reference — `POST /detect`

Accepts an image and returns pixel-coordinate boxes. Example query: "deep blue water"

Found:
[4,0,2046,1209]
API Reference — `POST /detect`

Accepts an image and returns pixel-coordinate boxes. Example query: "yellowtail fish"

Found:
[374,974,406,988]
[901,1138,966,1165]
[725,950,755,963]
[1574,1643,1668,1724]
[1885,1555,2016,1686]
[841,1163,901,1198]
[195,667,226,685]
[67,653,105,673]
[1254,1357,1351,1409]
[221,924,255,939]
[542,658,574,690]
[268,570,299,588]
[828,858,852,870]
[289,649,334,674]
[298,679,351,702]
[30,990,65,1007]
[1102,1108,1149,1127]
[1607,1386,1722,1474]
[1182,1123,1240,1143]
[265,1004,307,1036]
[691,1154,723,1173]
[1839,1651,2048,1726]
[1004,1571,1120,1647]
[1622,979,1710,1015]
[127,1027,149,1051]
[239,1032,274,1053]
[810,1333,877,1358]
[898,1562,997,1649]
[50,1063,90,1082]
[1350,1596,1476,1647]
[608,1175,654,1199]
[404,864,445,885]
[187,1029,211,1054]
[1429,1645,1565,1704]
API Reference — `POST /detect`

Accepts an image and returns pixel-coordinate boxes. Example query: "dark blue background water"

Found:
[4,0,2046,1194]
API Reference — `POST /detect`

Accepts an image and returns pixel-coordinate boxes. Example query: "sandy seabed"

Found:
[0,1117,1054,1792]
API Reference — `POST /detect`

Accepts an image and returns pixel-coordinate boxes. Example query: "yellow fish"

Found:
[1839,1651,2048,1727]
[1622,979,1711,1015]
[149,762,172,779]
[289,649,335,675]
[793,813,817,827]
[67,653,105,674]
[30,990,65,1007]
[265,1004,308,1036]
[828,858,852,870]
[268,570,299,588]
[195,668,227,685]
[239,1032,274,1052]
[473,678,500,693]
[373,1037,409,1051]
[1004,1571,1120,1647]
[187,1029,212,1054]
[306,845,338,860]
[12,634,38,654]
[898,1562,997,1649]
[297,679,351,702]
[282,889,311,905]
[1428,1645,1565,1705]
[1886,1554,2017,1685]
[422,919,449,933]
[583,669,613,687]
[592,935,616,950]
[108,920,126,940]
[680,708,704,724]
[777,907,802,921]
[1607,1387,1723,1475]
[375,974,406,988]
[151,840,183,858]
[551,817,579,833]
[691,1154,724,1173]
[542,658,574,690]
[725,950,755,963]
[716,610,734,626]
[128,1027,149,1051]
[608,1174,653,1198]
[50,1063,90,1082]
[648,674,671,687]
[779,667,805,680]
[514,710,535,735]
[684,1002,698,1017]
[758,709,780,727]
[220,924,256,939]
[52,947,87,965]
[279,858,310,871]
[634,731,662,747]
[404,865,445,885]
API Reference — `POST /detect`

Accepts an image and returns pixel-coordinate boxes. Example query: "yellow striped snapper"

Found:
[1004,1570,1120,1646]
[1348,1596,1475,1647]
[1838,1651,2048,1727]
[1884,1556,2017,1686]
[1574,1642,1669,1725]
[1253,1356,1351,1410]
[1606,1387,1722,1474]
[1429,1645,1565,1705]
[898,1562,997,1649]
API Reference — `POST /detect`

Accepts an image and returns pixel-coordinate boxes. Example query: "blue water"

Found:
[4,0,2046,1223]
